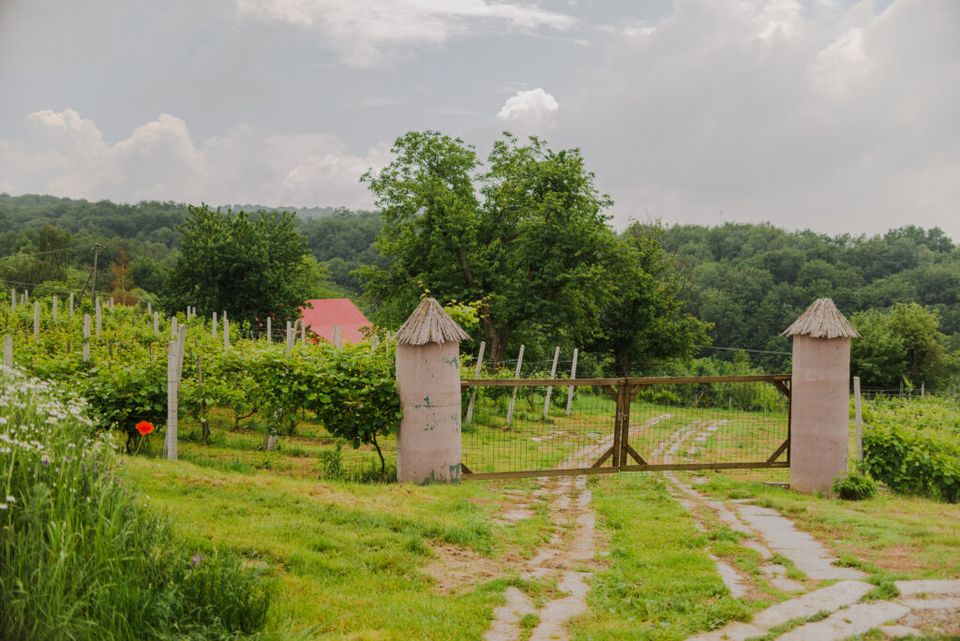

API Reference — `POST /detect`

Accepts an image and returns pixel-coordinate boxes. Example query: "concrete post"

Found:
[395,297,470,484]
[782,298,859,494]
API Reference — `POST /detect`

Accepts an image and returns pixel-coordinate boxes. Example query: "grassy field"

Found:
[115,393,959,640]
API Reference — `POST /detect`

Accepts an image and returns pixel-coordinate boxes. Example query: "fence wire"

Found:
[461,378,790,478]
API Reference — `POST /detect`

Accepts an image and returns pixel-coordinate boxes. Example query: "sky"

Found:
[0,0,958,239]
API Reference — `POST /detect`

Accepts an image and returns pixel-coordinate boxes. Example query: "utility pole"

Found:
[78,243,103,304]
[91,243,102,301]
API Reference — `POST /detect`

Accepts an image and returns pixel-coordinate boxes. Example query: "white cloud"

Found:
[561,0,960,238]
[497,88,559,128]
[0,110,387,209]
[234,0,576,66]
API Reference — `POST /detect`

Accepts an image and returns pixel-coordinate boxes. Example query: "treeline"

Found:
[3,184,958,390]
[0,193,379,299]
[661,223,960,386]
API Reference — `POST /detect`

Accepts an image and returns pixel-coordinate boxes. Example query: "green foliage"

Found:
[851,303,950,388]
[862,422,960,503]
[0,368,270,641]
[307,343,401,475]
[166,204,319,325]
[362,131,614,366]
[831,471,878,500]
[588,224,711,375]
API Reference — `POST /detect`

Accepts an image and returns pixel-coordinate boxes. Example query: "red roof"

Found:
[300,298,372,345]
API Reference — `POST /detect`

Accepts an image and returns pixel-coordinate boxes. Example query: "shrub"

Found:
[863,422,960,503]
[831,471,878,501]
[0,367,270,641]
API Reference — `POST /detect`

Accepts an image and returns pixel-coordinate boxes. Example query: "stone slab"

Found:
[777,601,910,641]
[752,580,873,628]
[686,622,767,641]
[880,624,924,638]
[895,579,960,596]
[899,597,960,610]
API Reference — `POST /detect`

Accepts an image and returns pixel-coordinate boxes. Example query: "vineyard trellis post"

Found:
[543,346,560,419]
[82,314,91,362]
[212,312,218,339]
[224,313,230,350]
[95,298,102,338]
[565,348,579,416]
[3,335,11,369]
[853,376,863,462]
[68,293,74,320]
[266,316,271,342]
[52,296,58,324]
[505,344,524,427]
[33,302,39,341]
[164,324,187,460]
[464,340,485,425]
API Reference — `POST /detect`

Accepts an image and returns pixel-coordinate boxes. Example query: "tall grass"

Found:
[0,366,270,641]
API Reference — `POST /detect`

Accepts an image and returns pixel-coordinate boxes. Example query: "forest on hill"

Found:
[1,191,957,388]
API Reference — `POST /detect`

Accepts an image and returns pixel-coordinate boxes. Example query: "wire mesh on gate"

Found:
[624,381,789,469]
[460,375,791,479]
[461,381,616,475]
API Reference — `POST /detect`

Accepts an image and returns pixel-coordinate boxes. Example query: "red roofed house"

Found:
[299,298,372,345]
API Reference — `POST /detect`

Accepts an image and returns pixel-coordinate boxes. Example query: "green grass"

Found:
[121,445,555,640]
[569,474,754,640]
[0,368,269,641]
[697,473,960,579]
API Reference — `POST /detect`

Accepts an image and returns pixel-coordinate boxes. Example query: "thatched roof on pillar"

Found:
[781,298,859,339]
[395,297,470,345]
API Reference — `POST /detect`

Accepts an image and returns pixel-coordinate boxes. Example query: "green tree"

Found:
[851,303,949,388]
[362,131,613,365]
[588,226,711,375]
[165,205,315,325]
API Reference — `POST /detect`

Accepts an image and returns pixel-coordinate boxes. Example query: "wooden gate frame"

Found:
[460,374,792,481]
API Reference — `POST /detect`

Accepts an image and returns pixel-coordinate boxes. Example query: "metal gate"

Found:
[460,374,791,480]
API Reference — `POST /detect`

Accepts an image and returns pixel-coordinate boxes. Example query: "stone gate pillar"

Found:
[782,298,859,494]
[395,297,469,484]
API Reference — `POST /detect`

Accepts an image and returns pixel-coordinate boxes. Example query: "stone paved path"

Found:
[653,420,960,641]
[689,579,960,641]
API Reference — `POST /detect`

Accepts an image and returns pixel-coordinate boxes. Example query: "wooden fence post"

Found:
[505,344,524,427]
[33,302,40,341]
[853,376,863,463]
[83,314,91,362]
[543,346,560,419]
[212,312,218,339]
[68,293,74,320]
[566,348,579,416]
[223,314,230,350]
[266,316,271,342]
[300,320,306,344]
[333,324,342,349]
[147,302,152,318]
[52,296,59,324]
[165,332,180,460]
[3,335,12,369]
[464,341,485,425]
[153,311,159,337]
[95,298,102,338]
[285,323,295,353]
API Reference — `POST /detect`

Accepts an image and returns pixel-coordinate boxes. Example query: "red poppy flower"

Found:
[135,421,155,437]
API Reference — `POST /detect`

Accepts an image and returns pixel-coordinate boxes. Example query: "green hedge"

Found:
[863,423,960,503]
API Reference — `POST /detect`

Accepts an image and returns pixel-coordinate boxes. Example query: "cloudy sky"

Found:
[1,0,958,238]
